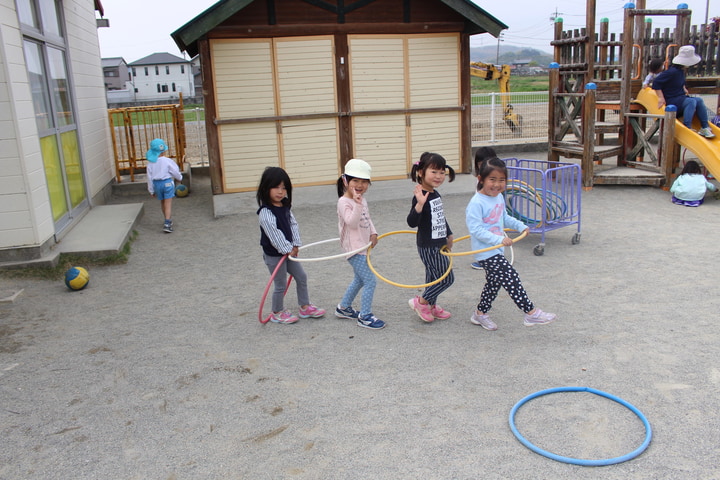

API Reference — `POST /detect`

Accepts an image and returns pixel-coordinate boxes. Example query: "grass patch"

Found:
[472,74,549,93]
[0,231,138,281]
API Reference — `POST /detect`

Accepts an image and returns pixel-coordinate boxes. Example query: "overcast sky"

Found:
[96,0,707,62]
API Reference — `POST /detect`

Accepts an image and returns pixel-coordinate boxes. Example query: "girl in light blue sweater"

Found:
[670,160,717,207]
[466,157,556,331]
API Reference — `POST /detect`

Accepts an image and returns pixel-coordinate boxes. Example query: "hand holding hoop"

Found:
[440,229,528,257]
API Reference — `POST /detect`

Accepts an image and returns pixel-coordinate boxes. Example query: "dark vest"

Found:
[258,204,292,256]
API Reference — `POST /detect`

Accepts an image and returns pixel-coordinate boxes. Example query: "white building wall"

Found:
[63,0,114,203]
[0,0,53,250]
[132,63,194,101]
[0,0,114,253]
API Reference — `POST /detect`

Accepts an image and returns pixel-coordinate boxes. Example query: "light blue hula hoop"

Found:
[509,386,652,466]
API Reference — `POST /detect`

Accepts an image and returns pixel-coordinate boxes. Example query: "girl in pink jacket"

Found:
[334,159,385,330]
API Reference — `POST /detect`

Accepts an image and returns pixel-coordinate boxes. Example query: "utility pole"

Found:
[496,32,504,65]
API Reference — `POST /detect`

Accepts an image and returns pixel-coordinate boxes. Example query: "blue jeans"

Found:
[678,96,710,129]
[340,254,376,317]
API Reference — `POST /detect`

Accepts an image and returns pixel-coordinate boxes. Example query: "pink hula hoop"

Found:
[258,255,293,324]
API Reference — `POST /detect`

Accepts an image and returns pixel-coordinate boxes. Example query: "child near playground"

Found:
[711,106,720,127]
[471,146,499,270]
[652,45,715,138]
[466,156,557,331]
[335,159,385,330]
[406,152,456,322]
[642,57,664,89]
[669,160,717,207]
[256,166,326,324]
[146,138,183,233]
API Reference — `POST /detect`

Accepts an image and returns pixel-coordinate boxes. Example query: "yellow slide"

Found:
[635,87,720,179]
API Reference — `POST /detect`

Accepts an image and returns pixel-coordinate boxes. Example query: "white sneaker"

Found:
[524,308,556,326]
[470,311,497,331]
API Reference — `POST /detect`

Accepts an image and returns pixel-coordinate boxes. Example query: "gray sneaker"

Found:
[470,311,497,330]
[698,127,715,139]
[524,308,556,326]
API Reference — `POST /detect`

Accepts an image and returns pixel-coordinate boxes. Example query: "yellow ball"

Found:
[64,267,89,291]
[175,184,189,197]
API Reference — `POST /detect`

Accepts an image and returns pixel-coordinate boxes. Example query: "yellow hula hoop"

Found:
[440,229,528,257]
[366,230,464,289]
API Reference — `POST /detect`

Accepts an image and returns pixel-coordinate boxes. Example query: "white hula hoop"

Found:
[288,238,371,262]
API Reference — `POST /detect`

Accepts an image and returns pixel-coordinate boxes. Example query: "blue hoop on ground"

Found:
[509,386,652,466]
[288,238,371,262]
[258,255,293,324]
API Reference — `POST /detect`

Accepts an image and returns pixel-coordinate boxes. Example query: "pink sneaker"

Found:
[270,310,299,324]
[298,304,326,318]
[431,304,452,320]
[409,296,434,322]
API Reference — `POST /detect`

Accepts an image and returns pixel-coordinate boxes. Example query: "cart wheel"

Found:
[571,233,581,245]
[533,245,544,256]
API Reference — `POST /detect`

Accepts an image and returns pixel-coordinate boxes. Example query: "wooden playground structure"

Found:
[548,0,720,188]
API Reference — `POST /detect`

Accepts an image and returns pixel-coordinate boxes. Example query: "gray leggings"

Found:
[263,254,309,312]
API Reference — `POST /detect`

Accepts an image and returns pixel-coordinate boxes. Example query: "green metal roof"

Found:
[172,0,507,57]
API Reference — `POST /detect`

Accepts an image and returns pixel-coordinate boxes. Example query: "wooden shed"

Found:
[172,0,506,194]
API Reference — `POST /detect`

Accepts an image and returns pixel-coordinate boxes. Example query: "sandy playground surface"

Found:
[1,156,720,479]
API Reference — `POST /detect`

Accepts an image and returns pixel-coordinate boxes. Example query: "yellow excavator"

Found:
[470,61,522,134]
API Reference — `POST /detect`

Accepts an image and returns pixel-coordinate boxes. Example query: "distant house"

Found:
[171,0,507,199]
[1,0,116,264]
[128,52,195,102]
[101,57,130,90]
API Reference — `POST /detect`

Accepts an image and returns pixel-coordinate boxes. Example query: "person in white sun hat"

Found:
[334,159,385,330]
[652,45,715,139]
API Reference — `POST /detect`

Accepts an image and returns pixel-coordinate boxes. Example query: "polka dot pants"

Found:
[475,254,534,314]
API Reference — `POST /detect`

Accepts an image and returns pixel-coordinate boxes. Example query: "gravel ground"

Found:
[1,152,720,479]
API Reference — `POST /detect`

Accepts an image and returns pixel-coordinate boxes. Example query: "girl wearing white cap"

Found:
[334,159,385,330]
[652,45,715,138]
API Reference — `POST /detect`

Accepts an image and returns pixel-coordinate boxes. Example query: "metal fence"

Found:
[471,91,552,144]
[179,94,557,166]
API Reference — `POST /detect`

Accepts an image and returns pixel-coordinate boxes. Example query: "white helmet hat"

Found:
[344,158,371,180]
[672,45,701,66]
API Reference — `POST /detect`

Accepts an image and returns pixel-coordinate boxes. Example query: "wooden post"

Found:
[553,18,564,64]
[548,63,560,163]
[620,4,635,120]
[581,83,597,188]
[198,39,223,195]
[459,33,473,174]
[585,0,596,86]
[661,106,677,189]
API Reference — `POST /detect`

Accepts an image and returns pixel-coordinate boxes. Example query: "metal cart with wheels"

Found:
[504,158,581,256]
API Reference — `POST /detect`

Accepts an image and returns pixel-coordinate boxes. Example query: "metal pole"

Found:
[490,93,497,143]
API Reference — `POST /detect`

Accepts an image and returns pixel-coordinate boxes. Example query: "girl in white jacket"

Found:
[670,160,717,207]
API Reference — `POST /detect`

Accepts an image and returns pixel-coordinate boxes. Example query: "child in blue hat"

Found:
[146,138,182,233]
